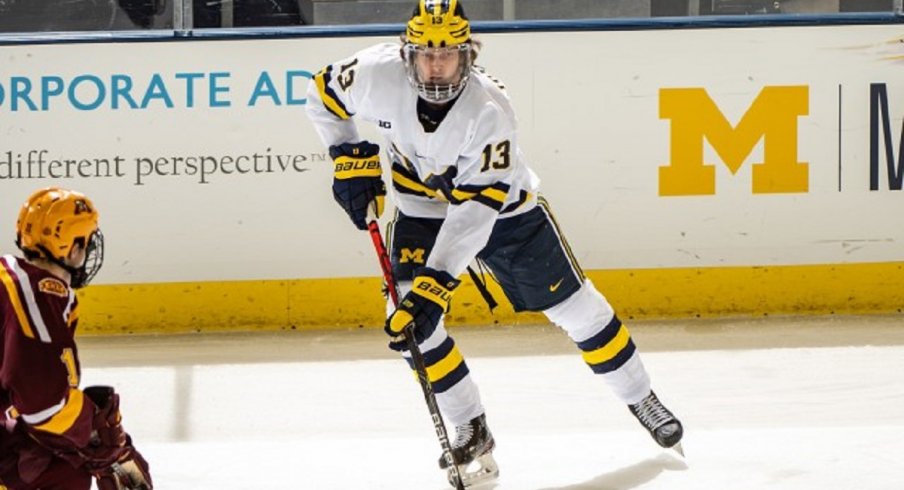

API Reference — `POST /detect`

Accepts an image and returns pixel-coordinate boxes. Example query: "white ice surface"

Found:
[79,340,904,490]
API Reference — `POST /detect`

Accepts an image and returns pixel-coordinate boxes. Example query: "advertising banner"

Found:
[1,25,901,329]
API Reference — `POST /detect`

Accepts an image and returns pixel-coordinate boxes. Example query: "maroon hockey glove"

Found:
[83,386,153,489]
[93,443,153,490]
[84,386,127,450]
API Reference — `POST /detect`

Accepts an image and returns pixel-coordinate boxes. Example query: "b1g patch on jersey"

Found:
[38,277,68,297]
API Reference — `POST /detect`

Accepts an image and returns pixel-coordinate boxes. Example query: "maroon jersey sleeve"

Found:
[0,255,98,460]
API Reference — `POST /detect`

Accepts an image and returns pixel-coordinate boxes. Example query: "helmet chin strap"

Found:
[62,261,89,289]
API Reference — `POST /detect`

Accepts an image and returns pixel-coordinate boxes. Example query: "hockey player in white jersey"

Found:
[306,0,683,486]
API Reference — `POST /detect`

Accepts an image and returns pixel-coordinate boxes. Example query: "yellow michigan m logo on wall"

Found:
[659,86,809,196]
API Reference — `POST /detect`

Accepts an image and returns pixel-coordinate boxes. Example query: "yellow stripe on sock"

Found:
[425,345,465,383]
[582,324,631,365]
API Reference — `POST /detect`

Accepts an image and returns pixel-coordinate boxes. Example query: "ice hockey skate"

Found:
[629,390,684,456]
[439,414,499,488]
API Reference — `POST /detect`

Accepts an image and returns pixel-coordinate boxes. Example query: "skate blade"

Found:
[448,453,499,488]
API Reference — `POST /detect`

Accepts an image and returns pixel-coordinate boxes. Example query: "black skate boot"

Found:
[438,414,499,487]
[629,390,684,454]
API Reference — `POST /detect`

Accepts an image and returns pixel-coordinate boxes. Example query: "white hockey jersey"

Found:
[306,43,540,276]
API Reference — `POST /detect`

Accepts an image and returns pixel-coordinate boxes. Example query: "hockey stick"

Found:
[366,219,467,490]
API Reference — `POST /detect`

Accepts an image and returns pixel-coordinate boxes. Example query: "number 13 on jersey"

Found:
[480,140,511,171]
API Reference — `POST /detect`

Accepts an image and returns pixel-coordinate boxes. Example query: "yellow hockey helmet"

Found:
[406,0,471,48]
[16,186,104,287]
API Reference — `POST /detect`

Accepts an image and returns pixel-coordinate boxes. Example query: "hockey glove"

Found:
[83,386,153,490]
[385,267,460,351]
[93,444,153,490]
[330,141,386,230]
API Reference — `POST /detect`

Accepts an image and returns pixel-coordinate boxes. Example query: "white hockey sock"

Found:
[436,374,485,428]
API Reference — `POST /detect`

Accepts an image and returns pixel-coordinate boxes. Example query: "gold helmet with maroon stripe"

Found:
[403,0,474,103]
[16,186,104,288]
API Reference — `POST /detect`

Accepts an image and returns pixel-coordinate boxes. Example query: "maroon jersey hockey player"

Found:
[0,187,152,490]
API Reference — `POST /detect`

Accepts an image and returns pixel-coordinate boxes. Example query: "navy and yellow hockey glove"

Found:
[385,267,461,351]
[330,141,386,230]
